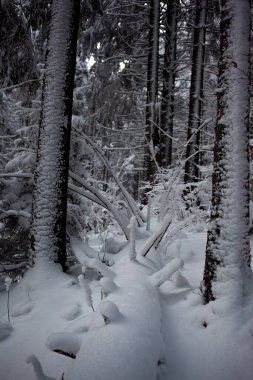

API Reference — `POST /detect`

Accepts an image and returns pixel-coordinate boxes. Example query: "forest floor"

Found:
[1,222,253,380]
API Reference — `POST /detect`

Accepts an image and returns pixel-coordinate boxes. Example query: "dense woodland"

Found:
[0,1,252,379]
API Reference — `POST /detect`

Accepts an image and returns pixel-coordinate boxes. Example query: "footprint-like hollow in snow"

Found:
[0,321,13,341]
[60,303,82,321]
[11,301,34,317]
[46,332,82,359]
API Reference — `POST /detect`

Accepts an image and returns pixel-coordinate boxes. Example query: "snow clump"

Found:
[99,300,121,324]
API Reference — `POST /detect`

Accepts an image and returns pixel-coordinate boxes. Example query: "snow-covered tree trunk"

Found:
[160,0,178,167]
[184,0,208,184]
[30,0,80,270]
[203,0,251,303]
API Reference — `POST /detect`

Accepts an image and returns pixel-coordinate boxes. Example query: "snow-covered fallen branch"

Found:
[150,258,184,288]
[140,216,172,257]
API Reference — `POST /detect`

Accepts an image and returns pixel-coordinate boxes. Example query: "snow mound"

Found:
[171,271,191,288]
[11,301,34,317]
[0,321,13,341]
[78,274,94,311]
[88,258,115,279]
[26,355,57,380]
[100,278,117,295]
[99,300,121,324]
[103,237,127,254]
[60,303,82,321]
[46,332,82,358]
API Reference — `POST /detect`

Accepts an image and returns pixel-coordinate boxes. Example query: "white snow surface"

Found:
[0,230,253,380]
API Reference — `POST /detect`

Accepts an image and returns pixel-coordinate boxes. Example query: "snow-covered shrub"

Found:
[151,167,211,230]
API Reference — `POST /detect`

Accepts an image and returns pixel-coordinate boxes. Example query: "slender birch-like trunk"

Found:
[30,0,80,270]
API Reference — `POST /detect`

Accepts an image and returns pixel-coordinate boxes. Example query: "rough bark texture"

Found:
[184,0,208,184]
[143,0,160,192]
[203,0,251,303]
[30,0,80,270]
[160,0,178,167]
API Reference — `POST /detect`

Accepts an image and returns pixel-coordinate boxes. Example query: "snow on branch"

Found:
[0,79,41,92]
[0,209,31,221]
[0,171,130,240]
[68,182,107,208]
[72,131,146,227]
[140,216,172,257]
[69,171,130,240]
[0,262,28,273]
[0,172,33,179]
[150,258,184,288]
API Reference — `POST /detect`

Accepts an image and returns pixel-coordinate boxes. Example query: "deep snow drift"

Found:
[1,228,253,380]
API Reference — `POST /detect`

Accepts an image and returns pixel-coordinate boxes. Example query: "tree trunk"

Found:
[143,0,160,192]
[203,0,251,303]
[184,0,208,184]
[30,0,80,270]
[160,0,178,168]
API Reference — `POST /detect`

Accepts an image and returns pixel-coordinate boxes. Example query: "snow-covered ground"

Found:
[1,228,253,380]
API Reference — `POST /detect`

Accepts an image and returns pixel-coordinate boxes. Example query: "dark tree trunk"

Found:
[30,0,80,270]
[160,0,178,168]
[143,0,160,192]
[184,0,208,184]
